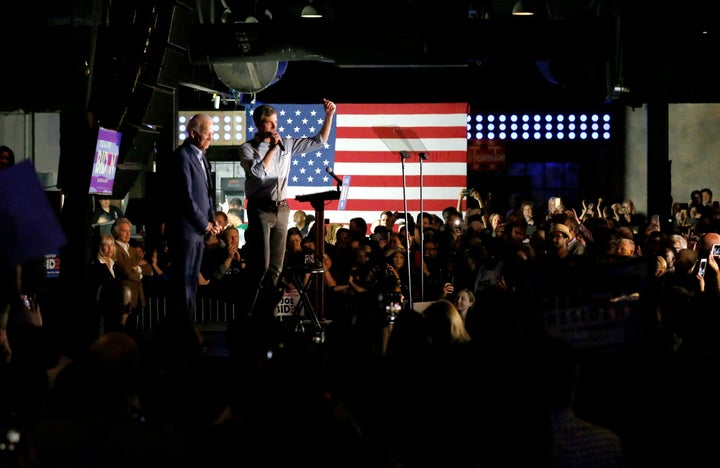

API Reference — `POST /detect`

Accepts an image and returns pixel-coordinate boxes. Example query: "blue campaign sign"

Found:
[45,251,61,278]
[337,175,351,211]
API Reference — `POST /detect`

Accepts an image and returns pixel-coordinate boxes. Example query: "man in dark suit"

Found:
[164,113,221,329]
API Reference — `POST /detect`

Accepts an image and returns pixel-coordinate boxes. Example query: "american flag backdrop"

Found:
[246,102,469,226]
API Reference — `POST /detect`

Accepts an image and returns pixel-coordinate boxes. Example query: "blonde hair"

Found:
[655,256,668,277]
[422,299,472,345]
[325,223,343,245]
[98,234,116,260]
[100,234,115,246]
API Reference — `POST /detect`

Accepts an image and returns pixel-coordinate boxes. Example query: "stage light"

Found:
[512,0,535,16]
[301,1,322,18]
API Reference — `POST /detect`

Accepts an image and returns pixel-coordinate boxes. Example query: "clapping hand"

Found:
[228,243,240,262]
[208,221,222,235]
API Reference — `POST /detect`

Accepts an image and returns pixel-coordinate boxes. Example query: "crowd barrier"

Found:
[135,295,244,332]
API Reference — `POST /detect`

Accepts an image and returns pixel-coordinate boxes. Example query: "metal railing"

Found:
[135,295,244,332]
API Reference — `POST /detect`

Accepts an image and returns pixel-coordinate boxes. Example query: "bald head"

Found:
[675,248,698,274]
[701,232,720,254]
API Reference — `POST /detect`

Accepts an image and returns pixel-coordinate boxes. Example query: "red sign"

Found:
[468,139,506,172]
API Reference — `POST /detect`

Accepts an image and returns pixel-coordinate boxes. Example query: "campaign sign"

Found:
[544,297,643,350]
[0,160,67,267]
[45,251,61,279]
[89,127,121,195]
[337,175,351,211]
[275,288,300,318]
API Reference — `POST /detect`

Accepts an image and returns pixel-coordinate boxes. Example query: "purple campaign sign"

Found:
[0,160,67,267]
[89,127,121,195]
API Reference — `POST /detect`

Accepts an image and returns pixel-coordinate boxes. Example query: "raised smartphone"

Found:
[699,258,708,278]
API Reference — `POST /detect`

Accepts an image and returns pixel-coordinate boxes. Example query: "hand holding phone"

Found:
[699,258,708,278]
[712,244,720,257]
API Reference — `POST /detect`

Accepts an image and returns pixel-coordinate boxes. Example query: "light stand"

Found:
[399,150,413,310]
[418,152,428,302]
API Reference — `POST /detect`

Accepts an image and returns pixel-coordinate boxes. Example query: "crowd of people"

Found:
[5,121,720,467]
[12,185,720,465]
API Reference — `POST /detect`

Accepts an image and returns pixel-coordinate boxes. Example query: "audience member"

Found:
[532,336,626,467]
[31,331,188,466]
[0,145,16,170]
[112,218,151,320]
[90,234,117,290]
[96,278,133,336]
[379,210,396,231]
[200,226,249,308]
[6,190,720,468]
[227,197,245,222]
[226,208,243,227]
[453,287,475,323]
[293,210,310,238]
[204,211,230,250]
[91,196,124,225]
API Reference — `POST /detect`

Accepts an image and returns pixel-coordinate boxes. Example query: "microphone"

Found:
[276,140,285,152]
[326,166,343,186]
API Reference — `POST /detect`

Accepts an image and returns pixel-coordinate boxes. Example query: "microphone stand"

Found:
[399,151,413,311]
[418,152,428,302]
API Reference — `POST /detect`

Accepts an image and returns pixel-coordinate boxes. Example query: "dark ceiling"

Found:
[3,0,720,118]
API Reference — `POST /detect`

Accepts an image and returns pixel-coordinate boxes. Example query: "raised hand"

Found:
[322,98,336,116]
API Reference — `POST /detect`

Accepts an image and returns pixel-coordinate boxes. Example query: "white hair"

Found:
[670,234,688,250]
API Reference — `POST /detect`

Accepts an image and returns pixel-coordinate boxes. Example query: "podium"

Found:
[295,189,341,323]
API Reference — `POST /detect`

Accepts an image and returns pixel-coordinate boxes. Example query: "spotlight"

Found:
[512,0,536,15]
[301,1,322,18]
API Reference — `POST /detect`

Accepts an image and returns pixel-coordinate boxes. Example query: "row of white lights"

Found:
[178,112,614,144]
[467,113,613,141]
[177,112,247,146]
